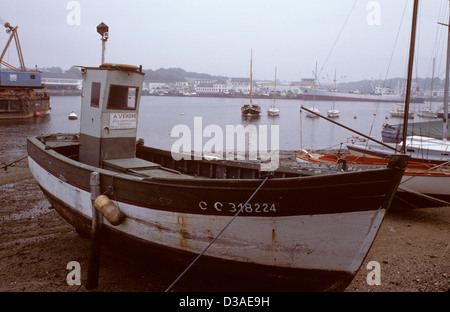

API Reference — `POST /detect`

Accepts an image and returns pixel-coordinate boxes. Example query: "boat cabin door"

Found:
[78,64,145,167]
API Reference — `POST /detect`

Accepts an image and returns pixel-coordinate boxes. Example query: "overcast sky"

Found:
[0,0,449,83]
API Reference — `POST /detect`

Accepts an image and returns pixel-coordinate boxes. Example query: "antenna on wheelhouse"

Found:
[97,22,109,64]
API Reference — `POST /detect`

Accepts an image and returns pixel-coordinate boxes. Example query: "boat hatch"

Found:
[102,157,194,179]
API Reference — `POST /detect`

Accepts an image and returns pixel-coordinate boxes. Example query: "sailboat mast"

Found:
[313,61,318,105]
[442,3,450,142]
[401,0,419,153]
[333,68,337,109]
[250,50,253,105]
[273,67,277,109]
[430,57,435,110]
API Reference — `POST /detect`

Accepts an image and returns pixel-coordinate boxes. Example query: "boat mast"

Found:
[440,2,450,142]
[401,0,420,153]
[250,49,253,105]
[313,61,318,105]
[430,57,435,110]
[333,68,337,110]
[272,66,277,109]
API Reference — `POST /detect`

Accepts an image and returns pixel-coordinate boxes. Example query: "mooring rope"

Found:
[1,155,28,171]
[424,241,449,292]
[164,173,273,292]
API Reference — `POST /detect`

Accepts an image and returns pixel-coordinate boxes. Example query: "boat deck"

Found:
[102,157,196,179]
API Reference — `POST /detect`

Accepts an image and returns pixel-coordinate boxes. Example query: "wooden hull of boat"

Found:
[27,135,408,291]
[347,143,450,165]
[296,152,450,202]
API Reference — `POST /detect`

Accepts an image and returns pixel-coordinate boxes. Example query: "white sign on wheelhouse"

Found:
[110,113,137,130]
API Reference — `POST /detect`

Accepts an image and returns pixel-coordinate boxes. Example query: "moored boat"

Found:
[0,19,51,119]
[347,137,450,165]
[267,67,280,117]
[241,50,261,119]
[27,62,409,291]
[296,150,450,205]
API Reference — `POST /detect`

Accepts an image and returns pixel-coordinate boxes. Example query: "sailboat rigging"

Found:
[299,0,450,205]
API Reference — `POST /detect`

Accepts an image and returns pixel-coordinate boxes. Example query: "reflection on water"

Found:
[0,94,434,162]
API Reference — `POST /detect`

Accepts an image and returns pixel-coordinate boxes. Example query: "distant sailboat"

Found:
[306,62,320,118]
[418,57,438,118]
[267,67,280,117]
[327,69,340,118]
[241,50,261,119]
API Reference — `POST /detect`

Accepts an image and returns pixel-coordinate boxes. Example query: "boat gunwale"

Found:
[28,134,405,187]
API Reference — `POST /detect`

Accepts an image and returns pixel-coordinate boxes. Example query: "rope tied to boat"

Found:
[1,155,27,171]
[165,173,273,292]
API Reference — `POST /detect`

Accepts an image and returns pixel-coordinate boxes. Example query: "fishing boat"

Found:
[0,19,50,119]
[241,50,261,119]
[267,67,280,117]
[26,62,409,292]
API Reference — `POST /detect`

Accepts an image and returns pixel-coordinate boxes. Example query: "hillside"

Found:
[35,66,443,92]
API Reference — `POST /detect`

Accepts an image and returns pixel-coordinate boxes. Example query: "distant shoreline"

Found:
[43,89,443,103]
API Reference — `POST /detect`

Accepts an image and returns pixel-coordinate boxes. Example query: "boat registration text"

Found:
[198,201,279,214]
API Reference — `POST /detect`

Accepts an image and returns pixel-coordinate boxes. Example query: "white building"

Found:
[145,82,168,91]
[195,82,232,94]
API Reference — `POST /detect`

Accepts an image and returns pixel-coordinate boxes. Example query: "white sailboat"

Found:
[327,69,340,118]
[267,67,280,117]
[306,62,320,118]
[418,57,438,118]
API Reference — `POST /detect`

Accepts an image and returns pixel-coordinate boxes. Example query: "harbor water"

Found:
[0,95,441,163]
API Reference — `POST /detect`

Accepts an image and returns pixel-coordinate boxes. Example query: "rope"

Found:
[318,0,358,78]
[1,155,27,171]
[424,242,449,292]
[164,173,273,292]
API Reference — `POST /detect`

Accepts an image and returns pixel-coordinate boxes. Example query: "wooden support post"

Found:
[86,172,103,290]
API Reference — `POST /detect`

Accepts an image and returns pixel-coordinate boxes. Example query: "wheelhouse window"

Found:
[107,85,138,110]
[91,82,101,107]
